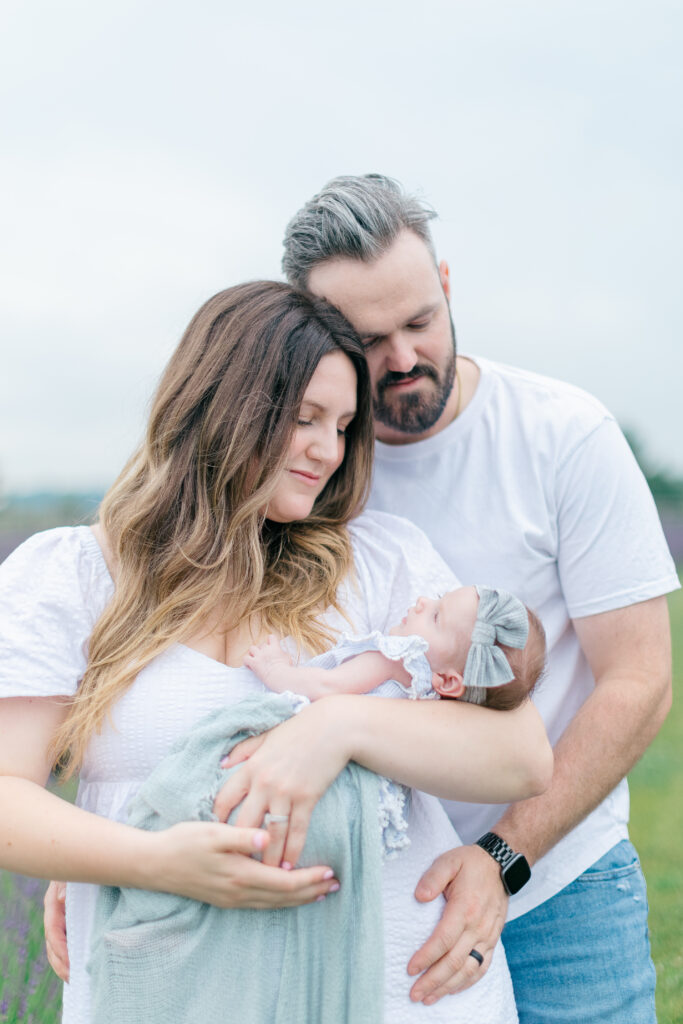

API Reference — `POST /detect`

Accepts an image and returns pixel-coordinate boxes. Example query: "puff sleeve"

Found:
[0,527,113,698]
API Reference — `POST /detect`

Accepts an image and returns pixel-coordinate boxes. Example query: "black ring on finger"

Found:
[468,948,484,966]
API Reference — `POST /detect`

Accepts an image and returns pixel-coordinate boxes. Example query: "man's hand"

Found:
[44,880,69,982]
[407,845,508,1005]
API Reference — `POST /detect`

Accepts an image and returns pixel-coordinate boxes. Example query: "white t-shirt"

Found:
[369,355,680,920]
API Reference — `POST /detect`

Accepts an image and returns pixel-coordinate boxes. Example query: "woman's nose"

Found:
[309,427,341,464]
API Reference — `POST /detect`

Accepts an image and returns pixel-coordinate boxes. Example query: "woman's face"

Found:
[266,350,358,524]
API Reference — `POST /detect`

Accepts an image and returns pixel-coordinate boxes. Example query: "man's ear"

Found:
[432,669,465,699]
[439,260,451,301]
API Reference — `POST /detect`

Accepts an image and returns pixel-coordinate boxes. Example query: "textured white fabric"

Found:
[370,354,681,920]
[311,629,438,700]
[0,516,517,1024]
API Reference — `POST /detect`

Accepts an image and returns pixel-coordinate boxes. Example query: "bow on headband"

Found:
[462,586,529,690]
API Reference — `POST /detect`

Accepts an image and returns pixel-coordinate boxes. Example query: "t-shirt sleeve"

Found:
[0,528,113,698]
[555,419,680,618]
[346,510,460,634]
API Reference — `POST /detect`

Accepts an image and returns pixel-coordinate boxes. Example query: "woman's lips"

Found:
[289,469,321,486]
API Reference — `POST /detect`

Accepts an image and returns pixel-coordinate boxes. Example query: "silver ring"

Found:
[468,949,484,966]
[263,813,290,826]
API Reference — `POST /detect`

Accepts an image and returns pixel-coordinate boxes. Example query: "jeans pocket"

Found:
[575,839,641,884]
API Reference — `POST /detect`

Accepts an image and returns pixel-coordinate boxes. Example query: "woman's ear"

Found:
[432,669,465,699]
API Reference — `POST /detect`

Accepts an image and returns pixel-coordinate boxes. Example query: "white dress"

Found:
[0,511,517,1024]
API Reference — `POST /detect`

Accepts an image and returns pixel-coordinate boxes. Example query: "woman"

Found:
[0,282,551,1022]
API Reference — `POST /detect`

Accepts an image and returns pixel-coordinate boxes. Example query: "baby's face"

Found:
[390,586,480,674]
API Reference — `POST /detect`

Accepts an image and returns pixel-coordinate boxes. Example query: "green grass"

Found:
[629,585,683,1024]
[1,592,682,1023]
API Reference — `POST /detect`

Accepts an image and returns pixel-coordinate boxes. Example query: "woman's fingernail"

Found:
[322,869,334,880]
[252,830,267,850]
[281,861,293,871]
[220,757,230,768]
[329,882,340,893]
[316,894,326,902]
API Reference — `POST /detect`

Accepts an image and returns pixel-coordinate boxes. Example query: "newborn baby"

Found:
[246,585,546,711]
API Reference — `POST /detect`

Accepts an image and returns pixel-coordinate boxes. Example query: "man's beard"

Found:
[372,322,457,435]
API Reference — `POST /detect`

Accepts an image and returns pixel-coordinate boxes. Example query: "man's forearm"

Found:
[493,665,671,864]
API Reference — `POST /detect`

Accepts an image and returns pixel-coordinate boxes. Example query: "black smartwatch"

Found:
[475,832,531,895]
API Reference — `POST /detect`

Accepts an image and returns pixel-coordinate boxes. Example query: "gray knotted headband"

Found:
[462,585,529,690]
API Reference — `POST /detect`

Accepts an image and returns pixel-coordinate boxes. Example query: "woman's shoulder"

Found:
[348,510,455,578]
[0,527,114,699]
[0,525,113,607]
[348,509,438,555]
[343,511,458,634]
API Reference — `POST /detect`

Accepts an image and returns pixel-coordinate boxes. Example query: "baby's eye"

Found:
[297,419,312,427]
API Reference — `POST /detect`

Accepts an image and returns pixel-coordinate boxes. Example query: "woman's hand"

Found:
[44,880,69,982]
[42,822,339,980]
[214,697,352,870]
[149,821,339,908]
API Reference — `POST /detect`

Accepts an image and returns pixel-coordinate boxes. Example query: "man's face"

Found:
[307,230,458,443]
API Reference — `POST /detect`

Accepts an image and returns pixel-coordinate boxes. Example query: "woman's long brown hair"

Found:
[52,282,373,774]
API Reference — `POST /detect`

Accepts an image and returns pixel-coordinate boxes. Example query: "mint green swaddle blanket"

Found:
[88,693,384,1024]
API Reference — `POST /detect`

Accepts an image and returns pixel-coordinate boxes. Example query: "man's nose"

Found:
[385,333,418,375]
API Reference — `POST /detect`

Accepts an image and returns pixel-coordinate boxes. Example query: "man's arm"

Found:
[407,594,672,1005]
[493,594,671,861]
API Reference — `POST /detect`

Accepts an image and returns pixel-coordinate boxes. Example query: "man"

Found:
[281,174,679,1023]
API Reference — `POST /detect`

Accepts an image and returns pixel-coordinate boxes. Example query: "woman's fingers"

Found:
[261,812,292,868]
[281,807,315,869]
[236,859,339,908]
[158,821,339,908]
[213,769,251,822]
[220,733,266,769]
[214,824,270,855]
[43,880,70,982]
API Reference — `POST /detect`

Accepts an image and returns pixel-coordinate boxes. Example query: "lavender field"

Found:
[0,872,60,1023]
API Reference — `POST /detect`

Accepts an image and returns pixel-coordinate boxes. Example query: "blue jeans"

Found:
[501,840,657,1023]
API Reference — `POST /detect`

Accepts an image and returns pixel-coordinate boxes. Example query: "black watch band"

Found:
[475,831,531,895]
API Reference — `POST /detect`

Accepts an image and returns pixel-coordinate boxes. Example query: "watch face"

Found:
[503,854,531,895]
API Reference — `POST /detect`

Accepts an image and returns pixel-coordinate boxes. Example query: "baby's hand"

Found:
[244,635,296,692]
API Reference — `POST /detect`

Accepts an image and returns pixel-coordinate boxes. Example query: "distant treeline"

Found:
[1,430,682,554]
[0,491,103,532]
[623,431,683,513]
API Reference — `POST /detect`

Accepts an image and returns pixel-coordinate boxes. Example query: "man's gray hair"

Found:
[282,174,438,291]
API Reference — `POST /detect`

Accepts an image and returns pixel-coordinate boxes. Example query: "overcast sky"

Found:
[1,0,681,492]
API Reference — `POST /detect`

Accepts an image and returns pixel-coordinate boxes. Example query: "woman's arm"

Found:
[0,697,339,906]
[215,693,553,870]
